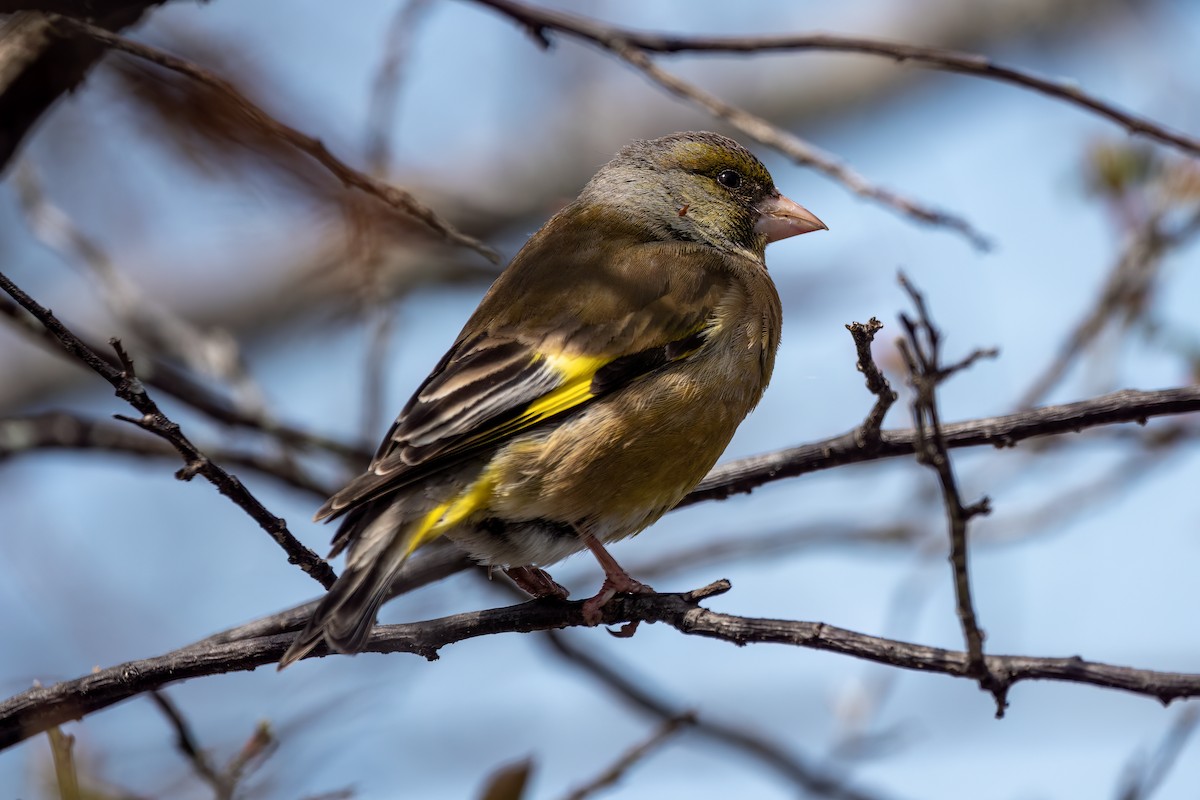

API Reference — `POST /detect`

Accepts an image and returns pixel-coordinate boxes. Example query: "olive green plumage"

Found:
[280,131,825,668]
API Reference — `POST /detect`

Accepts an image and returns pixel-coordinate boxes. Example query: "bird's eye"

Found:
[716,169,743,189]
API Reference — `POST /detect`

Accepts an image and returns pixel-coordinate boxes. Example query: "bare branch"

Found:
[845,317,898,448]
[5,583,1200,752]
[689,384,1200,505]
[471,0,1200,160]
[1019,204,1200,408]
[895,275,998,704]
[0,271,336,589]
[0,294,367,463]
[49,16,500,264]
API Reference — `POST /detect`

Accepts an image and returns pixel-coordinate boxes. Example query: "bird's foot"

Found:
[581,572,654,636]
[576,528,654,635]
[504,565,570,600]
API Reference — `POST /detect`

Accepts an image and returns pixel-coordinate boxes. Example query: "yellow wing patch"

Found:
[462,350,610,449]
[405,468,499,557]
[399,352,606,555]
[522,351,609,420]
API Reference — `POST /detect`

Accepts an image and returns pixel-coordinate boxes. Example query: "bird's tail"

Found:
[278,504,413,669]
[278,473,495,669]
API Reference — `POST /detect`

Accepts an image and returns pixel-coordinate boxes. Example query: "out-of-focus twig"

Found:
[609,42,990,248]
[0,5,163,171]
[540,628,889,800]
[1114,705,1200,800]
[0,410,332,496]
[357,0,434,441]
[0,271,337,589]
[49,15,500,264]
[46,726,81,800]
[150,690,230,799]
[1019,204,1200,408]
[560,714,694,800]
[0,293,368,463]
[364,0,432,177]
[151,690,278,800]
[14,160,273,417]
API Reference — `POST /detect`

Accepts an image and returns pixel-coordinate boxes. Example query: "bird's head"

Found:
[579,131,826,260]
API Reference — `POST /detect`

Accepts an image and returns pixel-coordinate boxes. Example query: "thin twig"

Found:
[51,16,499,264]
[895,273,998,706]
[150,691,232,800]
[561,714,694,800]
[1019,205,1200,408]
[540,629,890,800]
[0,410,332,497]
[470,0,1200,160]
[845,317,898,447]
[14,160,272,416]
[0,294,367,462]
[0,272,336,589]
[1114,705,1200,800]
[46,727,81,800]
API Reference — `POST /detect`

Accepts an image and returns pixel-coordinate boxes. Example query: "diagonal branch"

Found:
[561,714,694,800]
[0,294,367,462]
[0,410,332,497]
[0,271,336,589]
[48,16,499,264]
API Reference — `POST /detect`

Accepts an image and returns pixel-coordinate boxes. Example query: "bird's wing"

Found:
[315,236,734,528]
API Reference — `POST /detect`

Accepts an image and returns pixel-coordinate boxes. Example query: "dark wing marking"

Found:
[590,329,708,396]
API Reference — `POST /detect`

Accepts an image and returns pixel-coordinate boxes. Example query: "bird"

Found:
[279,131,826,668]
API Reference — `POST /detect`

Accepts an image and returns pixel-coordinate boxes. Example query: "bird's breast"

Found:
[487,285,781,544]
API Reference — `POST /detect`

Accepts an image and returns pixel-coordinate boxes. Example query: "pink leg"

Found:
[504,565,570,600]
[579,530,654,632]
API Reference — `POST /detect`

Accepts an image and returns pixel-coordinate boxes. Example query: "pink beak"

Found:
[754,192,827,242]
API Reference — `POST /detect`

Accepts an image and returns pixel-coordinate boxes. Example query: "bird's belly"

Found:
[484,369,754,550]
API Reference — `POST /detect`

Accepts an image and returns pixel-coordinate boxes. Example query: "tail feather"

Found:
[278,473,494,669]
[277,558,400,669]
[278,504,412,670]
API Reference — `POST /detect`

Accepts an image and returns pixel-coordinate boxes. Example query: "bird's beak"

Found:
[754,192,827,242]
